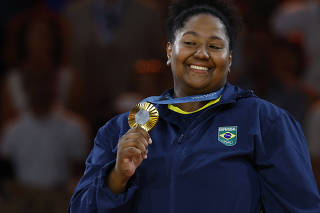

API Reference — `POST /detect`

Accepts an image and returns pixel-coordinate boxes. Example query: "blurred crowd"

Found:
[0,0,319,212]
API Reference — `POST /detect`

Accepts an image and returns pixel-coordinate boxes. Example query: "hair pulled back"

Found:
[166,0,240,50]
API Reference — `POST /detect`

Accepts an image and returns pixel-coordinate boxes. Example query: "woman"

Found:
[69,0,320,212]
[2,15,72,125]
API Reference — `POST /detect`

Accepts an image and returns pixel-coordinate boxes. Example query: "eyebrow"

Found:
[182,31,224,41]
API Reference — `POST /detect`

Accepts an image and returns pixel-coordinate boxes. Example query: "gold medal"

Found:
[128,102,159,132]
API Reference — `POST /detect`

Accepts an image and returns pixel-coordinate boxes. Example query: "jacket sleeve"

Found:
[255,109,320,213]
[69,120,139,213]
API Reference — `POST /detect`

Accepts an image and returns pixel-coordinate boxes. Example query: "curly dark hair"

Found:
[166,0,240,51]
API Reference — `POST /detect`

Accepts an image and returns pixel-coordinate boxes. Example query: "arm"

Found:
[69,119,150,213]
[107,126,150,194]
[255,110,320,212]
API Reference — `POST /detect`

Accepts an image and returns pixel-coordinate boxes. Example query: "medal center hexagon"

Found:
[135,109,150,125]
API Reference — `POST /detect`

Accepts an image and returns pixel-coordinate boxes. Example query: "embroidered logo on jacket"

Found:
[218,126,237,146]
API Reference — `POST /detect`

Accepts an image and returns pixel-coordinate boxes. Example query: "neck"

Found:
[174,101,209,112]
[171,85,225,112]
[174,87,207,98]
[173,83,225,98]
[172,88,210,112]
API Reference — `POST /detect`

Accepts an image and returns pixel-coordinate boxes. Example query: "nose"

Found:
[194,45,209,59]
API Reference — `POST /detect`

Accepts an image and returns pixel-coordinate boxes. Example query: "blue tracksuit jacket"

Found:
[69,84,320,212]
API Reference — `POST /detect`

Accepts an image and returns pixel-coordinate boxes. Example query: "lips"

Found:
[190,64,209,71]
[187,64,213,73]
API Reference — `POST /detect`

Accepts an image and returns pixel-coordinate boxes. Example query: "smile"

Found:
[189,64,210,73]
[189,65,209,71]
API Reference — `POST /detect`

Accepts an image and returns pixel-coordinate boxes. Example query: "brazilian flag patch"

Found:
[218,126,237,146]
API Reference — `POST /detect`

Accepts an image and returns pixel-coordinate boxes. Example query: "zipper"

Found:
[168,133,184,212]
[177,134,184,144]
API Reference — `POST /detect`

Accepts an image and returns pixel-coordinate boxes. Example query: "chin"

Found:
[186,81,212,92]
[183,85,211,95]
[191,82,225,94]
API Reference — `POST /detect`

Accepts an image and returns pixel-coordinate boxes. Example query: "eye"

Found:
[183,41,196,46]
[209,44,222,49]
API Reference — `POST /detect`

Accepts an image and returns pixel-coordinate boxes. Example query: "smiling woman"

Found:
[167,14,231,101]
[69,0,320,212]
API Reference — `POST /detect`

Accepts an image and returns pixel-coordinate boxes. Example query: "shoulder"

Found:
[224,84,286,120]
[227,84,297,129]
[239,96,302,138]
[240,96,284,116]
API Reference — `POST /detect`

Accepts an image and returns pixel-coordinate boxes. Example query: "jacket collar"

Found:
[153,83,256,129]
[157,83,255,107]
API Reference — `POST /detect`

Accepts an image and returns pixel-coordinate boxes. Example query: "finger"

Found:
[131,126,150,141]
[120,147,141,159]
[120,128,149,144]
[120,140,147,155]
[120,147,144,165]
[115,157,138,178]
[118,134,149,159]
[124,126,153,144]
[122,132,149,148]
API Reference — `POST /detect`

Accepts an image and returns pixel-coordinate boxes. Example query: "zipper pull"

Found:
[178,134,184,144]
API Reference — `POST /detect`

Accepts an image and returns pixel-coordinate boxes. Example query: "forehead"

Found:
[175,14,228,39]
[184,14,226,33]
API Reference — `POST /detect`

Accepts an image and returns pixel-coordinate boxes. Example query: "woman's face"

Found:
[167,14,232,97]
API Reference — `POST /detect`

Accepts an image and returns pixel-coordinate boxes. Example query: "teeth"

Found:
[190,65,209,71]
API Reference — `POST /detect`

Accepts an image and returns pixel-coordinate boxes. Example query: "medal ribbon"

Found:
[141,86,225,104]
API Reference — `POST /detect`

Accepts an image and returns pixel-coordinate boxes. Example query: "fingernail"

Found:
[144,154,148,159]
[149,138,152,144]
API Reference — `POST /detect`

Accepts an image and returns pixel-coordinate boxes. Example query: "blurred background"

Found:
[0,0,319,212]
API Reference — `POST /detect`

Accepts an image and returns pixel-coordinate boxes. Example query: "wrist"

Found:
[113,167,131,185]
[107,167,130,194]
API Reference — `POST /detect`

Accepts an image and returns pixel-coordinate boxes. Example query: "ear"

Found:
[166,42,173,66]
[228,52,232,72]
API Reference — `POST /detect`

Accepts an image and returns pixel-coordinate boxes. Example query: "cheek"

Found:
[173,46,184,61]
[213,52,230,69]
[172,40,193,61]
[172,49,188,69]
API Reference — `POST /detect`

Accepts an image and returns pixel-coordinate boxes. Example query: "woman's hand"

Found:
[107,127,152,194]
